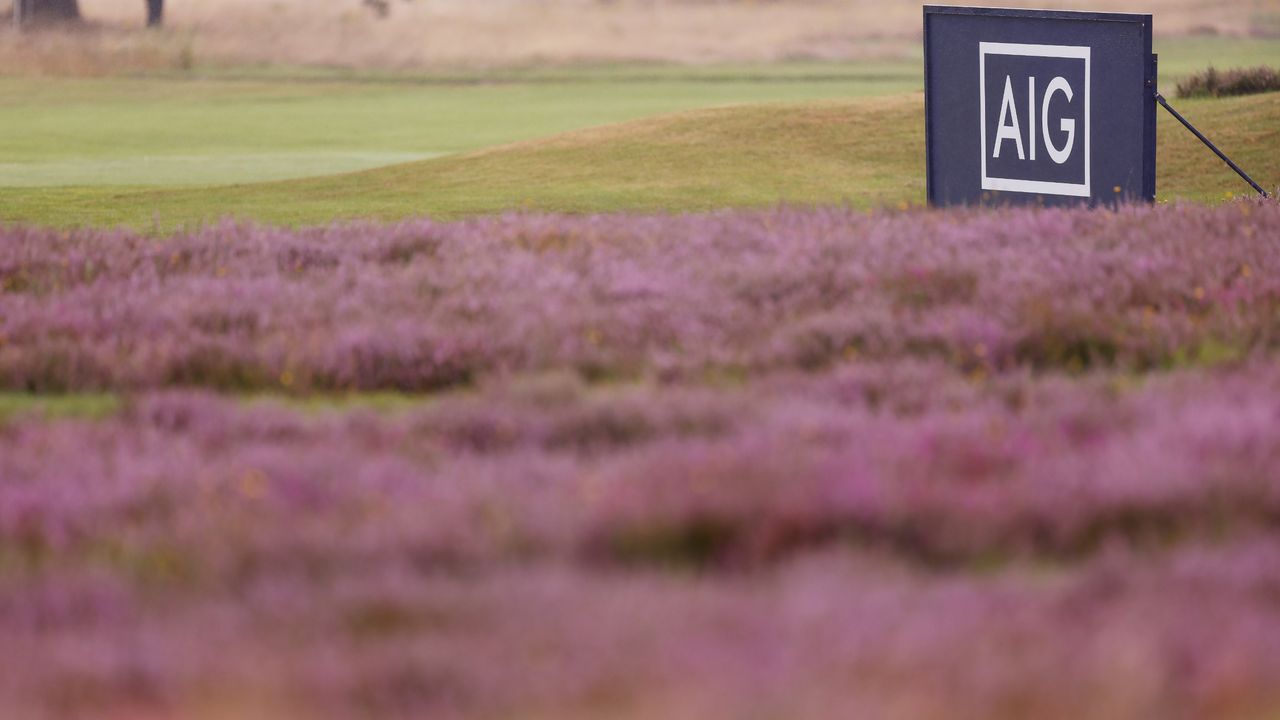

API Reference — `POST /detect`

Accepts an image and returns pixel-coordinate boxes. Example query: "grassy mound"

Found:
[2,91,1278,230]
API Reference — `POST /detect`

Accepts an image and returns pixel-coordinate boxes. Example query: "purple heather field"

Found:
[2,200,1280,719]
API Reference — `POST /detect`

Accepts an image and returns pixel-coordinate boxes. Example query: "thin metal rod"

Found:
[1154,92,1270,198]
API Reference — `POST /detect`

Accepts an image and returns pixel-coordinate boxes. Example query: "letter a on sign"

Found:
[993,76,1025,160]
[923,5,1156,207]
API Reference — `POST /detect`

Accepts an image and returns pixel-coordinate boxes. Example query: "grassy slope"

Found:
[0,36,1272,188]
[1158,91,1280,200]
[0,65,917,187]
[0,37,1275,229]
[2,91,1278,230]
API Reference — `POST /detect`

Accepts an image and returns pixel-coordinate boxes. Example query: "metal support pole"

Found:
[13,0,24,30]
[1154,91,1270,198]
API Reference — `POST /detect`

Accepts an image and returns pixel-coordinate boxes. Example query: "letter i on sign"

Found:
[1028,77,1035,161]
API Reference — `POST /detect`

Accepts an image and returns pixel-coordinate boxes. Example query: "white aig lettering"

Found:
[992,74,1076,164]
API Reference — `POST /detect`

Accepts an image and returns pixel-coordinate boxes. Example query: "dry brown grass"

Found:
[0,22,192,75]
[2,0,1278,74]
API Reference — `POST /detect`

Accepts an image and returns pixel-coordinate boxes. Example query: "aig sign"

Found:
[925,6,1155,207]
[981,42,1089,196]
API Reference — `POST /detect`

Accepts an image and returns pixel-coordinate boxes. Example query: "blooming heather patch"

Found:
[3,202,1280,718]
[1,365,1280,717]
[2,201,1279,392]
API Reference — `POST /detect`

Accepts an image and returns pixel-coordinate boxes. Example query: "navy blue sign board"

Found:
[924,6,1156,207]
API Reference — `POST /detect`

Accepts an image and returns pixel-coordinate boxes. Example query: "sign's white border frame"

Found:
[979,41,1091,197]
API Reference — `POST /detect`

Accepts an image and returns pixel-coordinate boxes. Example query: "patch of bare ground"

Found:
[2,0,1276,75]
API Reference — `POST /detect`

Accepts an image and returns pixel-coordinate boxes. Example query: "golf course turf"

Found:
[1,90,1276,230]
[1,36,1277,230]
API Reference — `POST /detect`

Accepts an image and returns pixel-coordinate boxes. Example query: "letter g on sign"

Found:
[1042,76,1076,164]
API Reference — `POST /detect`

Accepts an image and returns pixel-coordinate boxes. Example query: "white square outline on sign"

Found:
[979,42,1091,197]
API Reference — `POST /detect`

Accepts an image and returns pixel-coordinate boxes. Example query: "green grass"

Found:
[0,37,1272,189]
[3,91,1278,230]
[0,37,1276,229]
[0,64,916,188]
[0,393,119,421]
[0,390,444,421]
[1153,37,1280,80]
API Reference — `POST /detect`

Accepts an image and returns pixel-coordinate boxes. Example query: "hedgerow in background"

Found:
[1176,65,1280,97]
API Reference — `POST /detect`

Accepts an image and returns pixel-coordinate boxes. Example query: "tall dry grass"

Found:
[2,0,1278,74]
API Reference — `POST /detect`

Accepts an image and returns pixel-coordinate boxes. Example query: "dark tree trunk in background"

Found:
[146,0,163,27]
[24,0,81,24]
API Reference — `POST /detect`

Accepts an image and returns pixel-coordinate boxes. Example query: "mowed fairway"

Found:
[0,61,920,188]
[1,37,1277,230]
[6,92,1280,229]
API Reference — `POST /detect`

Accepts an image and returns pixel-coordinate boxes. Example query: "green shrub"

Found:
[1176,66,1280,98]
